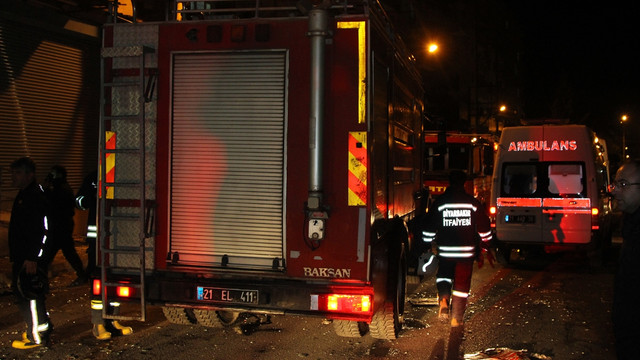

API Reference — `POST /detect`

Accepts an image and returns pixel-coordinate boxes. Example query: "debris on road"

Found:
[464,347,552,360]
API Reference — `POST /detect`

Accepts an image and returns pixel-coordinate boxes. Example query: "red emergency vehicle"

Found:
[95,0,424,339]
[423,132,497,210]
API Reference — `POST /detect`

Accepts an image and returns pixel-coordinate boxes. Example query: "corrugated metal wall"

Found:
[170,51,287,270]
[0,13,100,213]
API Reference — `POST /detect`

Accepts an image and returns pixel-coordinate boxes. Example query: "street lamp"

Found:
[621,115,628,159]
[427,42,439,54]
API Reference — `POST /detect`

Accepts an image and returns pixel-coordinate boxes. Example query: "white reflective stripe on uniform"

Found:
[479,231,492,241]
[91,300,103,310]
[436,277,452,284]
[437,203,478,212]
[439,246,475,252]
[29,300,42,344]
[87,225,97,238]
[439,252,476,258]
[422,230,436,243]
[452,290,469,298]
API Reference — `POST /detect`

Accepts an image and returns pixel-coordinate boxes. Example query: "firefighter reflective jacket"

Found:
[421,185,492,259]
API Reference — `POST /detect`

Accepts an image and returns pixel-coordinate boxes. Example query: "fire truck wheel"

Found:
[332,320,368,337]
[369,244,406,340]
[162,307,197,325]
[193,309,240,328]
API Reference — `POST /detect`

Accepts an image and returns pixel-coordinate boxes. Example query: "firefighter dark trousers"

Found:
[436,258,474,322]
[11,262,52,344]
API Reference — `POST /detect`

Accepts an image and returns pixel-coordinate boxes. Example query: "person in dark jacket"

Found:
[420,170,492,327]
[75,170,97,276]
[610,159,640,360]
[43,165,87,286]
[8,157,53,349]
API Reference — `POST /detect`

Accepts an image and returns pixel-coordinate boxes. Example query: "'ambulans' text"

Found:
[507,140,577,152]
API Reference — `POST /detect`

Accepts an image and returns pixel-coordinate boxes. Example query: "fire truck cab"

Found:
[95,0,425,340]
[490,123,613,263]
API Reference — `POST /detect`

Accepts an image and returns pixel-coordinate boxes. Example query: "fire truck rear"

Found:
[423,132,497,210]
[95,0,424,339]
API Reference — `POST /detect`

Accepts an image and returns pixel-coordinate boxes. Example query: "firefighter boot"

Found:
[438,296,450,320]
[92,324,112,340]
[111,321,133,336]
[450,317,464,328]
[11,338,42,350]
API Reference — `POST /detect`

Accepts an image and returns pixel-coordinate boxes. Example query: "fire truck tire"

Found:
[162,307,197,325]
[332,320,368,337]
[369,244,406,340]
[193,309,240,328]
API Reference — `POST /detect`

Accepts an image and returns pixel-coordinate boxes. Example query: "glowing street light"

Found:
[621,115,629,159]
[427,43,438,54]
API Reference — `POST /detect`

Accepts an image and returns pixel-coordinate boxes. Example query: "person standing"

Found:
[8,157,53,349]
[75,170,97,276]
[610,159,640,360]
[43,165,87,286]
[420,170,492,327]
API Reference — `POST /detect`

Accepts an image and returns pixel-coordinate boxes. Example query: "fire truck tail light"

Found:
[92,279,101,296]
[117,286,132,297]
[489,206,497,215]
[311,294,372,314]
[591,207,599,216]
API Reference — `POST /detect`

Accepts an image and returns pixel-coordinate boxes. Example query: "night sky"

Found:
[510,2,640,164]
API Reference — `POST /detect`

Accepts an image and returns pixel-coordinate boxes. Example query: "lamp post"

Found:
[621,115,628,159]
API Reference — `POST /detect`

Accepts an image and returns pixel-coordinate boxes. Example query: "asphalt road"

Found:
[0,245,618,360]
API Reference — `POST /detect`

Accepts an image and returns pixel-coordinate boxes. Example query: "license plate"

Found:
[196,286,259,304]
[505,214,536,224]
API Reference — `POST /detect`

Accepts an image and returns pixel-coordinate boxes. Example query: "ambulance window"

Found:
[547,164,584,195]
[503,164,537,196]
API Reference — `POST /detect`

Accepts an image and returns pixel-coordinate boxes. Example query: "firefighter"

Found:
[43,165,88,286]
[420,170,492,327]
[8,157,53,349]
[76,171,133,340]
[75,170,97,275]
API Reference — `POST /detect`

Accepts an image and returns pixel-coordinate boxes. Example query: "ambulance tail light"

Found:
[489,206,497,227]
[311,294,372,315]
[591,207,599,230]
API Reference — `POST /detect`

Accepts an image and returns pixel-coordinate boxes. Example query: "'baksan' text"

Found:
[508,140,577,152]
[303,267,351,278]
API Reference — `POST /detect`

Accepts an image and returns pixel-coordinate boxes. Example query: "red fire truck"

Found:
[95,0,424,339]
[423,132,497,210]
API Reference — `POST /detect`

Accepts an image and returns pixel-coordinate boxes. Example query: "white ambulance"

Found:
[489,123,613,263]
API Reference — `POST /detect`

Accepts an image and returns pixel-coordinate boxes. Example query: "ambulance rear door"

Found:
[497,162,543,243]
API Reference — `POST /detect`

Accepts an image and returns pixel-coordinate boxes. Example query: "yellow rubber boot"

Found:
[112,321,133,336]
[92,324,112,340]
[12,338,41,349]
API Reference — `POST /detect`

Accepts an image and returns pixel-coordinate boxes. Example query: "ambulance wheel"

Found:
[495,244,512,265]
[162,306,197,325]
[333,320,368,337]
[193,309,240,328]
[370,244,406,340]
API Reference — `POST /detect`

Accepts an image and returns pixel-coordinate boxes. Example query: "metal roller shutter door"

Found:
[0,18,99,208]
[170,51,287,270]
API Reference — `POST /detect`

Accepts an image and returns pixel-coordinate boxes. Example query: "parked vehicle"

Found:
[489,122,612,264]
[94,0,425,340]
